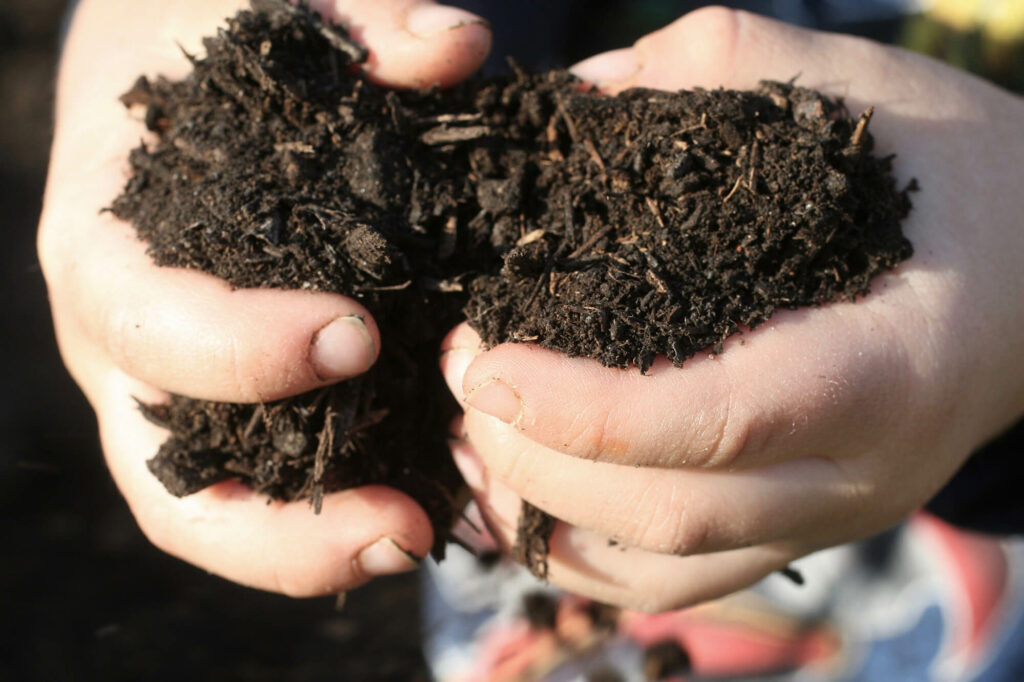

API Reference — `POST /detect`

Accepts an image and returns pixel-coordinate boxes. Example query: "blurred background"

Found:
[2,0,1022,680]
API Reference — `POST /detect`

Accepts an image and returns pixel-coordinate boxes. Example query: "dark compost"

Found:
[112,1,913,572]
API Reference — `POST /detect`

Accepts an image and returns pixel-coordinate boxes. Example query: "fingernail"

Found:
[405,5,489,39]
[354,537,422,578]
[571,48,642,86]
[440,348,475,405]
[465,379,523,426]
[310,315,375,380]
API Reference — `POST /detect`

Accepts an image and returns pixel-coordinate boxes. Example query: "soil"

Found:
[111,1,913,573]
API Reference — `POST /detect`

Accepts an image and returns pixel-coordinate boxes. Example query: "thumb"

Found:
[321,0,492,88]
[570,7,880,95]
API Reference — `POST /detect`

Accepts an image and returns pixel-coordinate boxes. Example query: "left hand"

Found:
[441,8,1024,612]
[39,0,491,596]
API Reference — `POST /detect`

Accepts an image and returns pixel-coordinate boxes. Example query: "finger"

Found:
[51,0,491,182]
[44,0,489,403]
[451,304,912,470]
[460,408,871,558]
[97,367,433,597]
[319,0,492,88]
[450,440,795,612]
[570,4,1024,424]
[42,26,381,404]
[60,1,489,103]
[549,525,790,614]
[45,204,380,403]
[570,7,887,95]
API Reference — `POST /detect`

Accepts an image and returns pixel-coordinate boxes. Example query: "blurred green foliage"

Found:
[903,2,1024,93]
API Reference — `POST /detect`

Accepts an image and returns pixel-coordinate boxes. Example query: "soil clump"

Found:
[112,1,913,568]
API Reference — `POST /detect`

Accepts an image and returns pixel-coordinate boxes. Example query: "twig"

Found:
[722,174,744,203]
[747,140,759,192]
[779,565,805,585]
[545,114,565,162]
[438,215,458,259]
[414,113,482,126]
[555,97,580,143]
[645,269,669,294]
[242,403,266,441]
[583,138,605,170]
[421,125,493,145]
[850,106,874,148]
[568,224,614,259]
[645,197,665,227]
[420,277,465,293]
[505,56,528,81]
[355,280,412,292]
[310,403,335,514]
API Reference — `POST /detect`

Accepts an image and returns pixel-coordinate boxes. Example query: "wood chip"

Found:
[517,228,548,246]
[421,125,493,145]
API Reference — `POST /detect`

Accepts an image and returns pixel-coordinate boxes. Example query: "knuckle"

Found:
[693,380,772,469]
[629,483,709,556]
[227,334,260,402]
[489,434,533,487]
[670,515,711,556]
[231,325,317,402]
[703,408,755,469]
[681,5,744,43]
[558,404,630,462]
[219,330,297,403]
[639,5,744,77]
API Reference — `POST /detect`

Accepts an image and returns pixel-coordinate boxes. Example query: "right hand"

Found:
[37,0,490,597]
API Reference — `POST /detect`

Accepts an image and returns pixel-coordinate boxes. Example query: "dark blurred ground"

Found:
[0,2,429,680]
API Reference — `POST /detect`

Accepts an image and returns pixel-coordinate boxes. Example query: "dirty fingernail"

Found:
[310,315,376,380]
[406,5,489,39]
[355,537,421,578]
[571,48,642,86]
[465,379,523,425]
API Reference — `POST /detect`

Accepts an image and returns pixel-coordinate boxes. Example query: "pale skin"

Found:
[39,0,492,596]
[443,9,1024,611]
[40,4,1024,606]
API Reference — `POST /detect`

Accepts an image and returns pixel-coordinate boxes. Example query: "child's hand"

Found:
[442,8,1024,612]
[38,0,490,596]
